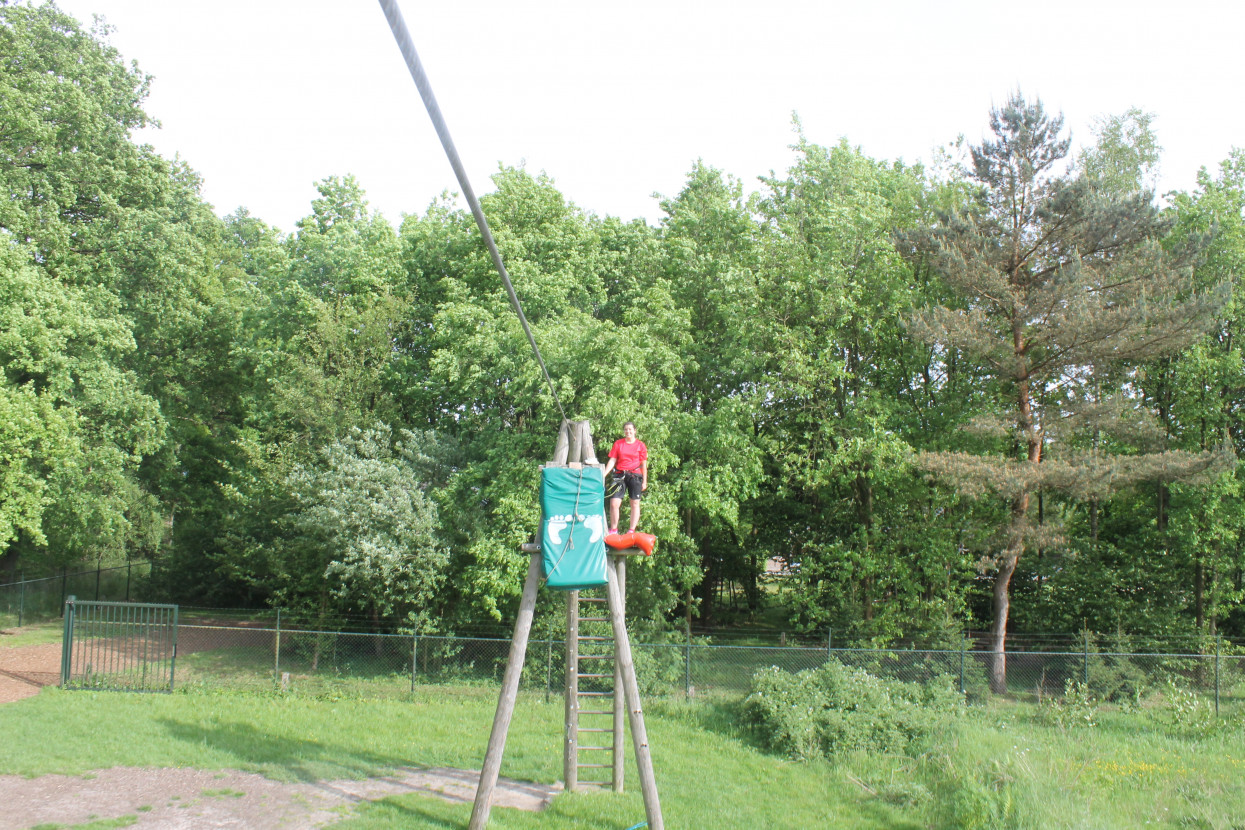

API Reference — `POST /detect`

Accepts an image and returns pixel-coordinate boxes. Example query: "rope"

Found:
[376,0,567,422]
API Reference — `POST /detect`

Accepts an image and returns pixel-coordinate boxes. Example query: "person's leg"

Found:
[608,498,621,533]
[628,498,641,532]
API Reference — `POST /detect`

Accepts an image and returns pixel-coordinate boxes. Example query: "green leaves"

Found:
[285,424,450,625]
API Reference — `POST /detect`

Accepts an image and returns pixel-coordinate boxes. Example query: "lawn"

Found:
[2,681,1244,828]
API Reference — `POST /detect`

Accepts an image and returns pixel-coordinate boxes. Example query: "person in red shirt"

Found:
[602,421,647,534]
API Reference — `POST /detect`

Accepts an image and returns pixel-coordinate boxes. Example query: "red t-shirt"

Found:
[609,439,647,473]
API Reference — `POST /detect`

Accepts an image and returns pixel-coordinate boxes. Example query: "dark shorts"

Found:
[607,470,643,502]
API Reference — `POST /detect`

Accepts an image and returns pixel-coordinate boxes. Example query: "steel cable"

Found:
[376,0,567,422]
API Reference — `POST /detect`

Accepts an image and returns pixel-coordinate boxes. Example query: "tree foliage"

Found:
[5,5,1243,651]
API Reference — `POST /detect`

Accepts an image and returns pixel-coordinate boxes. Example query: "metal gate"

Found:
[60,596,178,692]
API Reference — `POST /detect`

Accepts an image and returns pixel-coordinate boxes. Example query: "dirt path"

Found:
[0,766,560,829]
[0,637,560,827]
[0,639,60,704]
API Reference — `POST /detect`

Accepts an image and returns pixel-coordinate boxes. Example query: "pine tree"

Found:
[904,94,1228,692]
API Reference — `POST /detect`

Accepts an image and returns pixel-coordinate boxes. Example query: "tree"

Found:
[282,424,450,630]
[905,94,1226,691]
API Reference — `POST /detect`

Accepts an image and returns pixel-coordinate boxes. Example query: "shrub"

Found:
[1037,680,1098,730]
[1156,679,1216,736]
[740,660,963,761]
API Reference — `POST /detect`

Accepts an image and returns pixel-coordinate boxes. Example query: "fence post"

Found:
[60,595,76,686]
[1083,628,1090,689]
[1215,639,1221,719]
[412,626,418,694]
[827,627,833,660]
[274,608,282,685]
[18,577,24,628]
[170,603,179,690]
[125,561,132,603]
[684,628,692,697]
[545,637,552,704]
[959,636,966,695]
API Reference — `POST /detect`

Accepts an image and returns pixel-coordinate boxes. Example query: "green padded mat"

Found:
[540,466,608,590]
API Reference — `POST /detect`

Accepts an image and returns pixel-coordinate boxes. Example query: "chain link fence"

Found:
[147,613,1245,716]
[0,562,151,628]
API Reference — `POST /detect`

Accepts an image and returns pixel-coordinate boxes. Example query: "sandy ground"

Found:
[0,634,561,828]
[0,638,60,704]
[0,766,561,829]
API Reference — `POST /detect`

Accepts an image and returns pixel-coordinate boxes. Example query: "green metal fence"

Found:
[60,596,179,692]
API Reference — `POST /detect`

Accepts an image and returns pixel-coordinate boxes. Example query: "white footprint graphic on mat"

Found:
[546,516,568,545]
[583,514,604,543]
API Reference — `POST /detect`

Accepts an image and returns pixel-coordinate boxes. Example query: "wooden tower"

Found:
[468,420,663,830]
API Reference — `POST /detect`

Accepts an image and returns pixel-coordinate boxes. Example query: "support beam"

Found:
[469,553,543,830]
[612,557,626,792]
[564,589,579,790]
[605,559,664,830]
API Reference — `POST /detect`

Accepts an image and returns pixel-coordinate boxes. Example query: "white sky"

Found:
[52,0,1245,232]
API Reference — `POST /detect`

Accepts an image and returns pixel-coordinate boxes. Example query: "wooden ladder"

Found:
[565,590,625,791]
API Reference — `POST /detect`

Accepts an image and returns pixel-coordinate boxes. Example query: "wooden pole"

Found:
[612,556,626,792]
[469,553,544,830]
[605,558,664,830]
[564,589,579,790]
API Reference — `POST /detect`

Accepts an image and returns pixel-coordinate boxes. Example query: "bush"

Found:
[740,660,963,761]
[1037,680,1098,730]
[1156,679,1216,736]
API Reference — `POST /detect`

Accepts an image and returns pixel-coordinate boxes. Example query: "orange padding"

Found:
[604,531,656,556]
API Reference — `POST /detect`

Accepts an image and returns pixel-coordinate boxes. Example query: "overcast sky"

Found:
[52,0,1245,232]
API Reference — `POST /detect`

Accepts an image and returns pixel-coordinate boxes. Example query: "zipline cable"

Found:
[376,0,567,423]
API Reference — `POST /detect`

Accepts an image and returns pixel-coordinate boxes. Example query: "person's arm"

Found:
[641,460,648,491]
[603,457,616,476]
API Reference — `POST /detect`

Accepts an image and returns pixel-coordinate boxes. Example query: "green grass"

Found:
[3,684,1245,829]
[0,619,65,648]
[29,818,137,830]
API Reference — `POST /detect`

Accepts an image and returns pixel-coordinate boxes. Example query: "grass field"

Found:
[3,681,1245,829]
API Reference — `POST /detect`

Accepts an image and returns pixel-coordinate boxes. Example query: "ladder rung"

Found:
[577,763,612,768]
[580,727,613,732]
[577,673,612,679]
[580,597,607,603]
[580,636,612,642]
[578,654,613,660]
[577,691,610,697]
[575,781,611,788]
[579,710,613,715]
[578,745,614,751]
[579,616,608,622]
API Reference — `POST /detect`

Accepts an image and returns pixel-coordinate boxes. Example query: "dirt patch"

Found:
[0,640,60,704]
[0,766,561,829]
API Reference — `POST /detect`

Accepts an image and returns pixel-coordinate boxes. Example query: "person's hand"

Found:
[642,480,648,491]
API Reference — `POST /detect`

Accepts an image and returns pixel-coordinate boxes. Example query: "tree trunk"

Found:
[993,342,1039,695]
[990,549,1020,695]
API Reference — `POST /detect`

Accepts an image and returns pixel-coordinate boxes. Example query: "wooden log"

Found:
[576,419,599,465]
[550,419,572,466]
[612,556,626,792]
[564,589,579,790]
[605,558,664,830]
[469,552,543,830]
